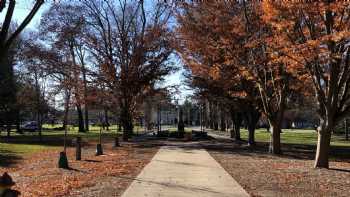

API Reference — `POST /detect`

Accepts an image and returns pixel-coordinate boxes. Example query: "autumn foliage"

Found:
[176,1,350,168]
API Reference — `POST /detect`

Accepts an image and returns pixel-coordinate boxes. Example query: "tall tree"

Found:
[176,1,265,146]
[262,1,350,168]
[40,2,88,132]
[80,0,175,140]
[0,0,44,132]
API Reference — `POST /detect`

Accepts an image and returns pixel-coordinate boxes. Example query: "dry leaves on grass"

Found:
[1,143,158,197]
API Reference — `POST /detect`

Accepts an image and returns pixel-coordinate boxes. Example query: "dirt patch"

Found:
[203,138,350,197]
[0,142,159,197]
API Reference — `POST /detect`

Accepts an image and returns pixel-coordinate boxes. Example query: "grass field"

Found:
[237,128,350,147]
[0,124,126,156]
[1,126,349,156]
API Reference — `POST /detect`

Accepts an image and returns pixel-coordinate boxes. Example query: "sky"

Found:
[0,0,192,103]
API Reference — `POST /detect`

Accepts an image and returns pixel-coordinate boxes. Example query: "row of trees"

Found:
[2,0,348,169]
[0,0,176,141]
[0,0,45,136]
[176,1,350,168]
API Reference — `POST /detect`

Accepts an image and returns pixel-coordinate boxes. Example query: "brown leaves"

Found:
[210,142,350,197]
[1,143,158,197]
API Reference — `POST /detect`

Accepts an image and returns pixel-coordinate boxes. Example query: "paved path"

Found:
[122,142,249,197]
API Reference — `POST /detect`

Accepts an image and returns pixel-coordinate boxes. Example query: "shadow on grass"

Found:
[1,136,73,147]
[0,151,23,168]
[0,134,112,147]
[201,137,350,162]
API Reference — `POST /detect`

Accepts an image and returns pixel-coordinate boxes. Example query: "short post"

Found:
[76,137,82,160]
[58,151,69,169]
[96,127,103,156]
[113,135,120,147]
[96,144,103,156]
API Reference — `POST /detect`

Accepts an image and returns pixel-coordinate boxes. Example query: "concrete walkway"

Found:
[122,142,249,197]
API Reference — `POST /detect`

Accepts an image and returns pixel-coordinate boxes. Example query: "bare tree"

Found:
[40,2,89,132]
[80,0,175,140]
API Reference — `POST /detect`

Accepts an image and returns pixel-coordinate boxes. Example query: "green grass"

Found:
[0,124,124,156]
[1,124,148,138]
[1,127,349,157]
[0,124,154,156]
[167,127,192,133]
[0,143,59,155]
[239,129,350,147]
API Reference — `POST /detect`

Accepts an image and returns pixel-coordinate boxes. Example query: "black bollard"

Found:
[76,137,82,160]
[96,144,103,156]
[58,151,69,169]
[113,136,120,148]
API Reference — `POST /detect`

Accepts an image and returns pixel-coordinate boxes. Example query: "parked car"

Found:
[20,121,39,132]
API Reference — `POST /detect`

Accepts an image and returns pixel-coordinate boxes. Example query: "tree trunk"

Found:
[178,107,185,133]
[37,113,42,142]
[214,121,219,131]
[232,112,242,141]
[34,71,42,141]
[314,121,332,168]
[209,101,215,129]
[245,108,260,146]
[84,107,89,132]
[230,129,235,138]
[15,110,22,134]
[234,121,241,140]
[63,91,71,131]
[248,125,255,146]
[120,106,133,141]
[76,104,85,133]
[82,64,89,132]
[75,137,82,160]
[269,123,282,154]
[220,109,226,131]
[144,99,152,131]
[104,108,109,131]
[6,124,10,138]
[0,51,17,138]
[345,119,348,141]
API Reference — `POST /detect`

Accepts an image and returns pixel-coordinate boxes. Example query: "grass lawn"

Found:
[0,142,58,156]
[2,127,349,157]
[0,124,138,156]
[215,128,350,147]
[167,127,193,133]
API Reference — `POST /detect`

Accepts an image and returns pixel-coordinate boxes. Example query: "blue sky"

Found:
[0,1,192,103]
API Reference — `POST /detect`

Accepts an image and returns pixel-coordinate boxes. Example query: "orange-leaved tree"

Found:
[176,1,304,153]
[262,1,350,168]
